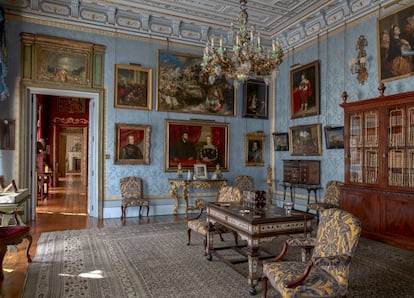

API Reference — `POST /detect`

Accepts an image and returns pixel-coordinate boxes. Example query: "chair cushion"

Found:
[0,226,30,243]
[263,261,341,298]
[122,198,149,207]
[187,219,208,236]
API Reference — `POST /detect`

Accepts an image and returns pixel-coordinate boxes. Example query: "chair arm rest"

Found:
[285,261,314,288]
[313,255,352,267]
[263,241,289,264]
[286,237,316,248]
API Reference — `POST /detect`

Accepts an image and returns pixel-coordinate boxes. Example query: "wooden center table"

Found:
[206,202,314,295]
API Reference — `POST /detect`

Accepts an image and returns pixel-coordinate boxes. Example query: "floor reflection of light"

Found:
[60,212,88,216]
[58,270,105,279]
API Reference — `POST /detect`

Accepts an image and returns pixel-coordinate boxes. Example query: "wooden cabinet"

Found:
[283,160,320,185]
[340,87,414,250]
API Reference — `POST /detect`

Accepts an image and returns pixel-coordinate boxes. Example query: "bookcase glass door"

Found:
[349,113,363,183]
[363,111,379,185]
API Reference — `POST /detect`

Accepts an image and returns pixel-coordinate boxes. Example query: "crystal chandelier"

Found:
[201,0,284,88]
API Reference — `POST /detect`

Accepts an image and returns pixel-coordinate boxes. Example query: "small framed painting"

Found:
[243,79,269,119]
[273,132,289,151]
[194,163,208,179]
[324,126,344,149]
[245,132,265,167]
[115,123,151,165]
[114,64,152,110]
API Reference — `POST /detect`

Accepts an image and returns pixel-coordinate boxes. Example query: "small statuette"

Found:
[187,170,192,180]
[177,163,183,178]
[215,163,222,179]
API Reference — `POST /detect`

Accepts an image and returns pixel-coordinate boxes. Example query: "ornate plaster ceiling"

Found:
[1,0,404,50]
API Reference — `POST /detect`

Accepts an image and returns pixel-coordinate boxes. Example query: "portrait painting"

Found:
[289,124,322,156]
[290,60,320,119]
[273,132,289,151]
[377,3,414,82]
[115,123,151,165]
[57,97,86,114]
[243,79,269,119]
[245,132,265,167]
[165,119,229,172]
[156,50,236,116]
[114,64,152,110]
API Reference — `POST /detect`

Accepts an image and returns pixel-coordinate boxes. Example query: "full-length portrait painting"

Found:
[156,50,235,116]
[290,60,319,119]
[165,119,229,172]
[377,3,414,82]
[115,124,151,165]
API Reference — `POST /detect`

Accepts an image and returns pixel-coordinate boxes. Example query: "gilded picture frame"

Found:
[114,64,152,110]
[165,119,229,172]
[290,60,320,119]
[0,119,15,150]
[243,79,269,119]
[377,3,414,83]
[156,50,236,116]
[245,132,265,167]
[115,123,151,165]
[289,124,322,156]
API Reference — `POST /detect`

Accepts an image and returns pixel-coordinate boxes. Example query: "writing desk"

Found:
[206,202,313,295]
[0,189,30,226]
[168,179,227,217]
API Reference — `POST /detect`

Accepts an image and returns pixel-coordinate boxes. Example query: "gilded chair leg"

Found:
[262,275,268,298]
[146,206,150,216]
[121,206,126,218]
[26,234,33,263]
[187,229,191,245]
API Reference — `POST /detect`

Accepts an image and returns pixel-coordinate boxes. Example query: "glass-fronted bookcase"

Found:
[340,87,414,251]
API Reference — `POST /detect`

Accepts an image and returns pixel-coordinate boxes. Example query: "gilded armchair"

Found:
[187,186,242,255]
[262,208,361,298]
[119,177,149,218]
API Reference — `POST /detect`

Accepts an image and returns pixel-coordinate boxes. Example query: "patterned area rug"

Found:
[23,222,414,298]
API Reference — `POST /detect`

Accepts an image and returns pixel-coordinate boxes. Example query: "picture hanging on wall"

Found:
[114,64,152,110]
[324,126,344,149]
[164,119,229,172]
[243,79,269,119]
[0,119,15,150]
[156,50,236,116]
[273,132,289,151]
[289,124,322,156]
[245,132,265,167]
[290,60,320,119]
[377,2,414,83]
[115,123,151,165]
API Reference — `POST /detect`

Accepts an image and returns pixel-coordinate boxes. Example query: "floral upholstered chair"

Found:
[307,180,343,218]
[187,186,242,255]
[119,177,149,218]
[234,175,254,192]
[262,208,361,298]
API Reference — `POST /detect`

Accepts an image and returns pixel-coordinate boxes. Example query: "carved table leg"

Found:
[247,245,260,295]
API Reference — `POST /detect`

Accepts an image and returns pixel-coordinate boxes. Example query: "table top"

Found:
[207,201,314,225]
[0,189,30,204]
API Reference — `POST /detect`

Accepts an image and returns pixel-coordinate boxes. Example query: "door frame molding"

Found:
[18,81,105,219]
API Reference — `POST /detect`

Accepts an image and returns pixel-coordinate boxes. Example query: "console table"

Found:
[0,189,30,226]
[168,179,227,217]
[280,181,321,208]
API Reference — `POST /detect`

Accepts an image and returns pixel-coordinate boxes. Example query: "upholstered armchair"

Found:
[262,208,361,298]
[234,175,254,192]
[187,186,242,255]
[119,177,149,218]
[307,180,343,221]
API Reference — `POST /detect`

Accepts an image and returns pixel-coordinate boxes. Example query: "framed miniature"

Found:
[324,126,344,149]
[165,119,229,172]
[243,79,269,119]
[289,124,322,156]
[273,132,289,151]
[156,50,235,116]
[245,132,265,167]
[290,60,320,119]
[115,123,151,165]
[114,64,152,110]
[377,3,414,82]
[194,163,208,179]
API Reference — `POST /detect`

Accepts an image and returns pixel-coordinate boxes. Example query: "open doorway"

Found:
[35,95,90,216]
